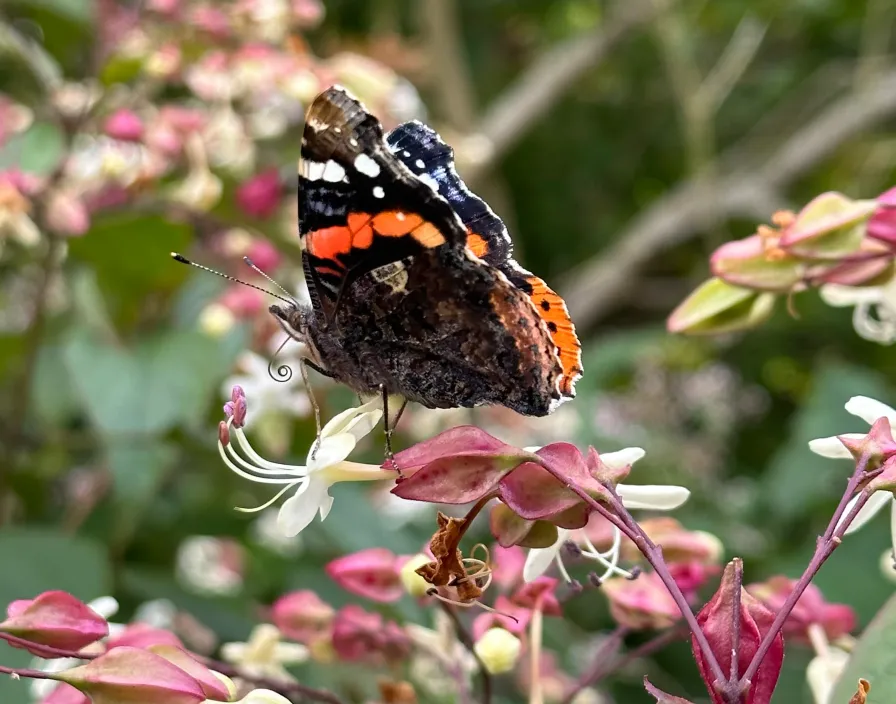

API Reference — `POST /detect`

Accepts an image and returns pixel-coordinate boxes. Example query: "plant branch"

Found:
[0,632,96,661]
[559,625,629,704]
[462,0,659,183]
[206,660,346,704]
[563,68,896,328]
[738,453,874,687]
[438,601,493,704]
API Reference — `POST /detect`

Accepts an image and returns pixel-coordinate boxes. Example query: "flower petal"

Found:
[820,284,884,307]
[617,484,690,510]
[842,491,891,534]
[320,398,381,439]
[600,447,646,469]
[277,480,329,537]
[308,433,356,469]
[845,396,896,426]
[808,435,863,459]
[522,533,567,583]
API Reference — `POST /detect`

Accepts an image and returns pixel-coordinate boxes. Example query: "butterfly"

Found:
[271,85,582,429]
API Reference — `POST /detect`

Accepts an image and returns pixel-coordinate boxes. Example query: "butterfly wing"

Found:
[386,120,583,398]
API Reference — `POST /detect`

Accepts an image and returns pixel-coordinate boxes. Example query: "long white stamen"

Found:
[218,442,300,485]
[554,553,573,583]
[233,427,309,474]
[235,481,304,513]
[224,438,303,480]
[580,529,632,579]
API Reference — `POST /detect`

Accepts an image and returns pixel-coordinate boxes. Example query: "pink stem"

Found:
[0,663,61,680]
[0,632,97,660]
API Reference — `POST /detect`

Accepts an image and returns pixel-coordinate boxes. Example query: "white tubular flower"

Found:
[821,275,896,345]
[220,389,395,537]
[523,447,690,582]
[220,624,308,683]
[809,395,896,543]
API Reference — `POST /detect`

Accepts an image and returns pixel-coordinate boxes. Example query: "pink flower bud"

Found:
[41,683,90,704]
[838,417,896,471]
[746,577,855,644]
[270,590,334,645]
[106,623,183,650]
[491,545,526,590]
[326,548,404,603]
[246,238,282,272]
[602,572,680,630]
[146,645,231,700]
[331,605,409,664]
[45,190,90,237]
[472,596,531,640]
[236,169,282,219]
[104,109,144,142]
[864,186,896,246]
[1,591,108,653]
[219,285,266,316]
[58,646,207,703]
[710,234,802,292]
[693,560,783,704]
[510,576,561,616]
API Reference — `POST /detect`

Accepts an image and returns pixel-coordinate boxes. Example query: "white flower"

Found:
[220,396,395,536]
[223,351,310,422]
[176,536,244,596]
[808,395,896,544]
[221,624,308,682]
[821,275,896,345]
[805,622,855,704]
[249,507,303,557]
[523,447,691,583]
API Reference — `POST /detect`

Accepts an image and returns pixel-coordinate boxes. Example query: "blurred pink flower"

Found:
[326,548,405,603]
[104,109,144,142]
[747,577,855,644]
[189,4,232,39]
[236,169,282,219]
[40,683,89,704]
[45,190,90,236]
[246,238,282,271]
[602,571,680,630]
[472,595,531,640]
[331,605,409,664]
[491,545,526,590]
[1,591,108,654]
[867,186,896,246]
[0,95,33,146]
[270,590,334,645]
[107,622,184,650]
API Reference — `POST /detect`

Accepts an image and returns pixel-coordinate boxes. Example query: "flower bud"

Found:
[602,572,679,630]
[746,577,854,644]
[326,548,403,603]
[710,234,803,292]
[779,192,877,260]
[107,622,183,650]
[511,577,561,616]
[57,646,207,703]
[104,109,144,142]
[146,645,232,700]
[331,605,409,664]
[236,169,282,219]
[270,590,334,644]
[400,554,432,598]
[667,278,776,335]
[693,560,783,704]
[473,628,521,674]
[867,186,896,245]
[45,190,90,237]
[198,303,236,337]
[41,683,90,704]
[1,591,108,653]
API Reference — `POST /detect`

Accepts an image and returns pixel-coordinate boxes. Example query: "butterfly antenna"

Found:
[243,256,299,305]
[170,252,295,306]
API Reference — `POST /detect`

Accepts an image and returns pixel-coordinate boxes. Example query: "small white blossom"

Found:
[821,275,896,345]
[176,536,244,596]
[220,396,395,536]
[523,447,691,583]
[809,395,896,548]
[221,624,308,683]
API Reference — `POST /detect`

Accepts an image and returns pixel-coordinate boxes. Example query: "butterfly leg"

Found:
[380,387,408,473]
[299,358,323,460]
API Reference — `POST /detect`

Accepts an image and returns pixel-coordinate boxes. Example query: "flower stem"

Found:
[560,625,629,704]
[206,659,346,704]
[0,632,96,660]
[533,455,729,692]
[438,600,493,704]
[529,604,544,704]
[738,453,873,688]
[0,663,61,680]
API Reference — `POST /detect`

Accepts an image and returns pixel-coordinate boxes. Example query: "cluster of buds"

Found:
[0,590,307,704]
[668,190,896,337]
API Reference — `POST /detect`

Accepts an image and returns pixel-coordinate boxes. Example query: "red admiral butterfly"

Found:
[271,86,583,421]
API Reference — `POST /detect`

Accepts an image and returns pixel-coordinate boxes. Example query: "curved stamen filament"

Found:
[235,481,305,513]
[232,426,311,474]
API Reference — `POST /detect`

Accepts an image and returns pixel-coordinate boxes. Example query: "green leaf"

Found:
[67,213,193,324]
[667,278,776,335]
[62,327,240,436]
[831,592,896,703]
[0,122,65,176]
[762,362,892,520]
[0,529,111,702]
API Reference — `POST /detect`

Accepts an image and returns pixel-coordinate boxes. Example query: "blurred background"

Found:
[1,0,896,702]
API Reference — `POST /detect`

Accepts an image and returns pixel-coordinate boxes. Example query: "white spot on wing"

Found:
[349,137,358,147]
[396,211,406,221]
[308,117,329,132]
[418,173,439,193]
[415,158,425,169]
[402,150,410,157]
[322,160,346,182]
[354,153,381,178]
[302,160,326,181]
[373,186,385,198]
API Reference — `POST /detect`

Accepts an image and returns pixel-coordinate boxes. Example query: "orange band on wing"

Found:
[413,221,447,248]
[524,276,583,397]
[307,225,352,260]
[347,212,374,249]
[372,211,423,236]
[466,231,489,258]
